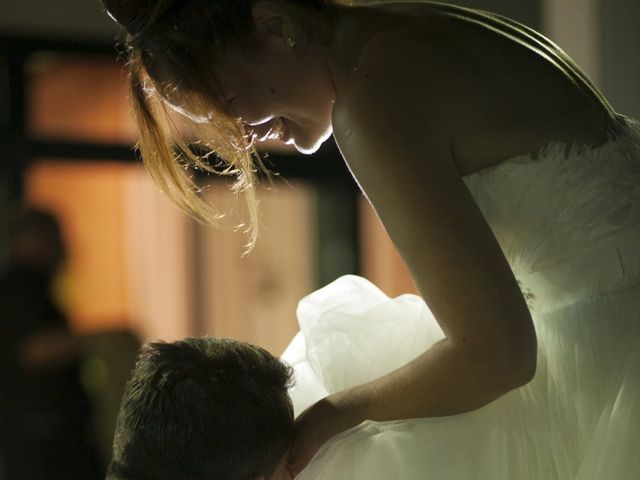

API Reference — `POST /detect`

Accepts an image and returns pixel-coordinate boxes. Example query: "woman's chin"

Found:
[293,142,321,155]
[292,129,333,155]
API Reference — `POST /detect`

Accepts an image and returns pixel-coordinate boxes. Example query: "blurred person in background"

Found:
[0,207,103,480]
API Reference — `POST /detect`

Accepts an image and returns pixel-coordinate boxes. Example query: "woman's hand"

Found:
[287,395,363,476]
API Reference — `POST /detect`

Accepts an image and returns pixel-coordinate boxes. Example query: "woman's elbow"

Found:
[480,327,538,392]
[504,328,538,389]
[511,352,537,388]
[484,349,536,400]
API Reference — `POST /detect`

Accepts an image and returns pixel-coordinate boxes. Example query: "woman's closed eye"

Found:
[226,96,239,117]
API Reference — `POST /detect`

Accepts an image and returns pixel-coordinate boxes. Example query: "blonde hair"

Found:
[129,62,262,250]
[103,0,339,251]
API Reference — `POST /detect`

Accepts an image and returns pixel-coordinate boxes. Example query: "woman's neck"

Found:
[321,6,381,95]
[322,5,406,95]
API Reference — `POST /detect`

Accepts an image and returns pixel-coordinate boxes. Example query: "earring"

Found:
[285,36,296,48]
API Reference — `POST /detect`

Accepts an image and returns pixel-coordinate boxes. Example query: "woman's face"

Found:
[214,33,336,154]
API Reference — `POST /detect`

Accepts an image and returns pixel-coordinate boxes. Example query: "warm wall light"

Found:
[24,161,196,341]
[199,180,317,355]
[26,52,136,143]
[24,161,135,333]
[23,160,318,354]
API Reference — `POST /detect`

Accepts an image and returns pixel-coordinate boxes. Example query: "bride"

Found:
[101,0,640,478]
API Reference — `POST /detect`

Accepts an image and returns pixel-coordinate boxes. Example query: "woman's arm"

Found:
[335,30,536,416]
[289,32,536,474]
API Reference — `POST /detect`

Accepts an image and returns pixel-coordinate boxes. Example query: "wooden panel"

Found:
[200,181,316,355]
[121,168,195,342]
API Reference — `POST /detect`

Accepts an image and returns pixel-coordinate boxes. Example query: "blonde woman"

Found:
[102,1,640,478]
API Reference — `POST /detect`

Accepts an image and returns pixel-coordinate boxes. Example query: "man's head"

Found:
[108,337,294,480]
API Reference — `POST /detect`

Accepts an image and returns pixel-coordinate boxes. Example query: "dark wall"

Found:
[601,0,640,118]
[1,0,540,42]
[0,0,117,41]
[451,0,540,29]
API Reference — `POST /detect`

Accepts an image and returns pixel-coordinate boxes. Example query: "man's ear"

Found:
[251,1,295,41]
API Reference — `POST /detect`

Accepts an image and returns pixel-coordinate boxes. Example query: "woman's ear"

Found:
[251,1,296,42]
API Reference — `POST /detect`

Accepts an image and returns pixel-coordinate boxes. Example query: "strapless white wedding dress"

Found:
[281,114,640,479]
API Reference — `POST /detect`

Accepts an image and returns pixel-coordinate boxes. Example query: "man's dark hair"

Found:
[108,337,294,480]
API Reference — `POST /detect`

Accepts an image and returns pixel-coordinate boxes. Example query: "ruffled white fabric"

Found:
[281,115,640,479]
[463,115,640,312]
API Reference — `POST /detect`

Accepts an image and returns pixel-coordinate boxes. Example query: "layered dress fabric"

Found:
[281,114,640,479]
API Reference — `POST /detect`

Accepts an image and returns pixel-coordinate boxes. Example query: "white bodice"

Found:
[463,115,640,312]
[282,115,640,480]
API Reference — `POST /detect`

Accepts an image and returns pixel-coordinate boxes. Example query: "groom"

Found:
[107,337,295,480]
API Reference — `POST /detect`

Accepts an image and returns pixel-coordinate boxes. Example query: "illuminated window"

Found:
[11,43,361,354]
[27,52,136,143]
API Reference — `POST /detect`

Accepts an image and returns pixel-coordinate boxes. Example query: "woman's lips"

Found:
[245,117,287,145]
[265,117,285,141]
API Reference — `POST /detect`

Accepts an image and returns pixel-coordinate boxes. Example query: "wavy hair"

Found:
[102,0,339,250]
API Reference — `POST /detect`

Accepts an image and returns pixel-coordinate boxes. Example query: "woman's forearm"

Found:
[329,336,536,426]
[290,315,536,474]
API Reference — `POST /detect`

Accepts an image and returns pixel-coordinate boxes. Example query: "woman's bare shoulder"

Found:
[332,25,472,154]
[334,5,610,174]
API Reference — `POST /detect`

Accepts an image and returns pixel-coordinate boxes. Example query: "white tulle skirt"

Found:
[281,275,640,479]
